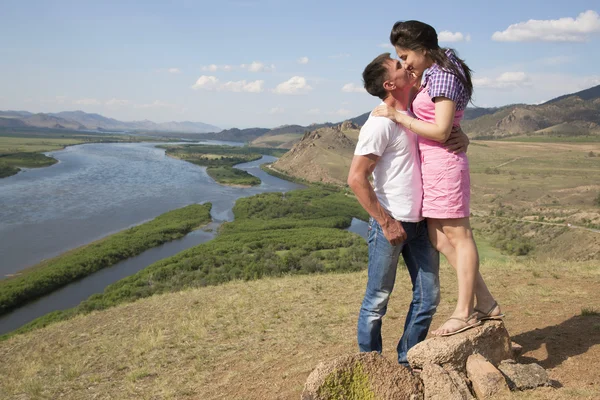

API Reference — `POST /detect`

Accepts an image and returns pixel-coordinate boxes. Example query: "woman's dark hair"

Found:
[390,20,473,101]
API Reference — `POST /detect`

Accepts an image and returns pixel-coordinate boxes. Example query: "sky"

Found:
[1,0,599,129]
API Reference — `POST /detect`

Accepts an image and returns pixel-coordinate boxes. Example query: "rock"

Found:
[340,120,359,130]
[466,354,510,399]
[407,321,512,372]
[498,360,550,390]
[420,363,474,400]
[302,352,423,400]
[511,342,523,359]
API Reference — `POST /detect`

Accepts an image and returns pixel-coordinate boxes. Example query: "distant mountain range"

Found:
[346,84,600,139]
[2,84,599,144]
[0,110,221,134]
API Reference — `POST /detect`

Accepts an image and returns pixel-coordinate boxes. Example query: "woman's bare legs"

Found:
[427,217,501,335]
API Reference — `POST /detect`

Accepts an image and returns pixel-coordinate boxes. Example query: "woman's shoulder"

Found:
[425,64,468,109]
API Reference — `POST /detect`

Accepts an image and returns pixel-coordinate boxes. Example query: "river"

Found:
[0,141,310,334]
[0,141,302,276]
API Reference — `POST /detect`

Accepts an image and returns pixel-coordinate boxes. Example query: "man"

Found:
[347,53,468,365]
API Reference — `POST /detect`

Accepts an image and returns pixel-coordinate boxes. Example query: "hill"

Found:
[250,122,335,148]
[198,127,270,142]
[462,85,600,138]
[1,257,598,399]
[0,110,221,134]
[271,122,359,184]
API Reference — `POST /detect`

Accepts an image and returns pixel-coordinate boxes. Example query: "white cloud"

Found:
[240,61,275,72]
[221,79,265,93]
[492,10,600,42]
[168,68,181,74]
[473,71,531,89]
[269,107,285,114]
[438,31,471,42]
[341,83,366,93]
[273,76,313,95]
[298,57,309,64]
[377,43,394,49]
[106,98,131,107]
[191,75,264,93]
[223,65,233,71]
[191,75,220,90]
[201,64,219,72]
[74,98,101,105]
[307,108,321,115]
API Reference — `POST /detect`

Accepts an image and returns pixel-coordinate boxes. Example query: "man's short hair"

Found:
[362,53,391,100]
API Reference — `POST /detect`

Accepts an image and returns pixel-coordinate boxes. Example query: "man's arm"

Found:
[347,154,407,245]
[444,126,470,154]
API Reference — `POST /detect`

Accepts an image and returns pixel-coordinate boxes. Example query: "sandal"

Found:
[474,301,505,321]
[435,313,482,337]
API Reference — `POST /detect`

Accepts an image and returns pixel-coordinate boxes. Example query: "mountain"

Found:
[250,123,336,148]
[0,110,33,119]
[544,84,600,104]
[22,113,87,130]
[271,122,359,184]
[199,127,270,142]
[462,85,600,138]
[0,110,221,134]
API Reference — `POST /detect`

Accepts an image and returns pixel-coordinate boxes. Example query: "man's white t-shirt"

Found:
[354,106,423,222]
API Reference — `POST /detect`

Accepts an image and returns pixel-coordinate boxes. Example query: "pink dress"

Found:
[410,53,470,219]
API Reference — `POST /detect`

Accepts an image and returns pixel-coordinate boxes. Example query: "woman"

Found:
[373,20,503,336]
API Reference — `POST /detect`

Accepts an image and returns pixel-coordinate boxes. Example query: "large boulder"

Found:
[407,321,512,372]
[302,352,423,400]
[498,360,550,390]
[420,363,474,400]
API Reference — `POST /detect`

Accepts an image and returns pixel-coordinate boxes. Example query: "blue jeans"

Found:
[357,218,440,365]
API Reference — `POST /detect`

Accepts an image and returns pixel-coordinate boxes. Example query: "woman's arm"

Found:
[372,97,456,143]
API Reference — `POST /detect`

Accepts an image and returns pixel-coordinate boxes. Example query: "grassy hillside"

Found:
[272,125,359,185]
[274,135,600,260]
[1,256,598,399]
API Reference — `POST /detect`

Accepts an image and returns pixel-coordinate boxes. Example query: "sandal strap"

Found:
[474,301,498,316]
[446,312,479,324]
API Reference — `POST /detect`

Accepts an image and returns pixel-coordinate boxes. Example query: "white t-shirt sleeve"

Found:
[354,117,392,157]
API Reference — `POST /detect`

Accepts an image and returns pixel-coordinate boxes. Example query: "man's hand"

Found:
[445,126,470,154]
[381,217,407,246]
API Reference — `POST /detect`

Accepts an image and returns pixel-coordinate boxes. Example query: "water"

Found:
[0,141,301,275]
[0,141,304,334]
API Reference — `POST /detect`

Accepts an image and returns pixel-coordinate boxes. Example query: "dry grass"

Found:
[1,257,598,400]
[0,136,85,155]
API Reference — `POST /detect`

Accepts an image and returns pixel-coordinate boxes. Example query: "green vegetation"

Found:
[581,308,600,316]
[0,204,212,317]
[206,166,260,186]
[4,188,369,339]
[319,363,375,400]
[160,144,284,186]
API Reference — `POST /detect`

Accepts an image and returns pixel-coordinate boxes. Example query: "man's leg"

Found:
[357,218,404,353]
[396,219,440,365]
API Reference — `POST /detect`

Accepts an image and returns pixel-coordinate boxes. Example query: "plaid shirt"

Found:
[422,49,469,111]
